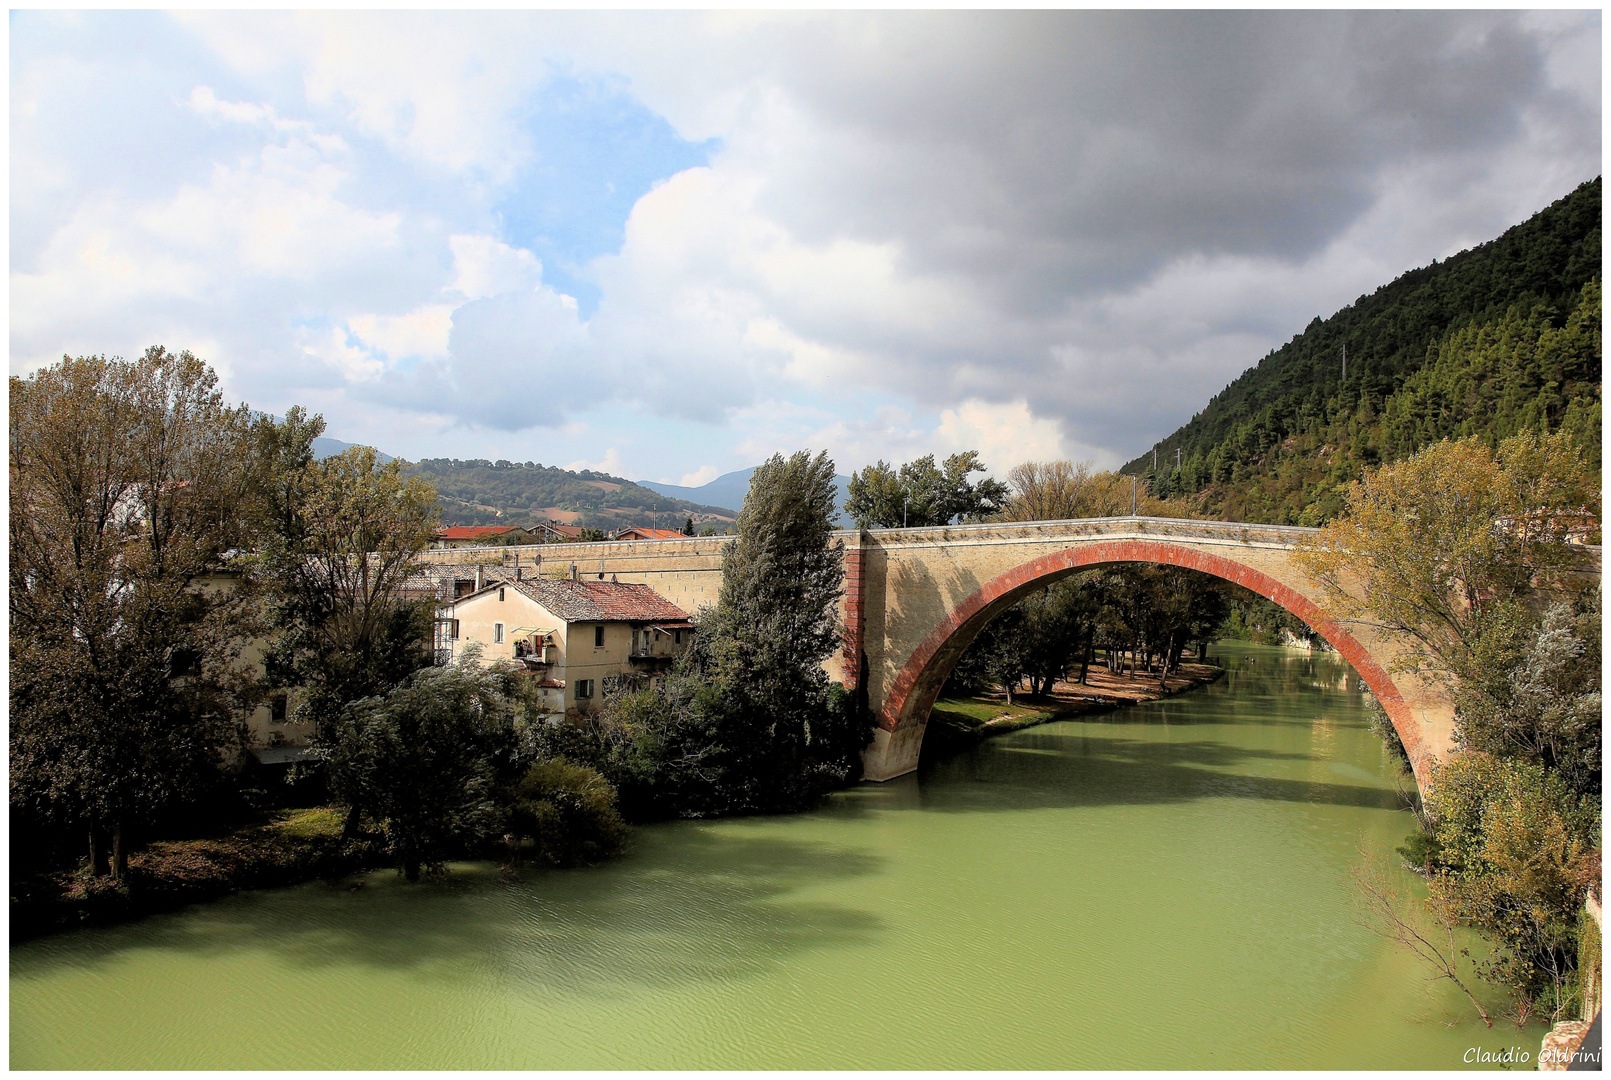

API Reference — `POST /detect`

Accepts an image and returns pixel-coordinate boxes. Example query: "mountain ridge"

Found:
[1124,177,1602,524]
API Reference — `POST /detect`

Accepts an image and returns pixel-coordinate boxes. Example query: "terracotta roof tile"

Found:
[437,525,523,540]
[613,527,687,540]
[503,577,691,623]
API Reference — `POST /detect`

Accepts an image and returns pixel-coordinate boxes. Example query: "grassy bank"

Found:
[925,660,1226,756]
[10,808,390,942]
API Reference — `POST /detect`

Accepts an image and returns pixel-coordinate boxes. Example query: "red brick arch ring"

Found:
[878,539,1429,786]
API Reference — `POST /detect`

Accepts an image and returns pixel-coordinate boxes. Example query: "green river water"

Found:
[12,642,1536,1069]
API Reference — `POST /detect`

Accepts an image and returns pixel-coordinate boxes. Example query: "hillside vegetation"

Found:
[404,458,736,532]
[1126,178,1601,524]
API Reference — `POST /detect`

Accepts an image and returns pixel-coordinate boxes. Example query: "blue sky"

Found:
[11,11,1601,487]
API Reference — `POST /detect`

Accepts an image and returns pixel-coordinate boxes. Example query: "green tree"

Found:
[506,758,628,866]
[1293,431,1597,686]
[554,451,867,819]
[845,451,1007,528]
[1423,754,1598,1022]
[257,437,440,738]
[10,349,264,878]
[1453,592,1600,800]
[692,450,867,810]
[326,653,526,881]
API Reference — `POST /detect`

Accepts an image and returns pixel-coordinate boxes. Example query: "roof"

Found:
[542,523,587,538]
[613,527,686,540]
[493,576,691,623]
[437,525,527,540]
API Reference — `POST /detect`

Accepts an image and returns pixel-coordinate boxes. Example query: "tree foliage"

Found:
[10,349,265,877]
[326,653,528,881]
[947,567,1229,701]
[536,451,869,818]
[844,451,1008,529]
[995,460,1178,522]
[1292,430,1597,684]
[1422,754,1599,1021]
[256,419,441,741]
[1453,593,1601,801]
[506,759,628,867]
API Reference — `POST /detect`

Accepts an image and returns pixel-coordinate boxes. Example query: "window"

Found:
[674,630,682,645]
[494,623,505,643]
[450,619,460,640]
[575,679,594,699]
[269,693,288,723]
[498,587,505,602]
[594,625,605,648]
[169,648,201,678]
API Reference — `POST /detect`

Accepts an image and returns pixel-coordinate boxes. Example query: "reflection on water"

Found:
[12,643,1525,1069]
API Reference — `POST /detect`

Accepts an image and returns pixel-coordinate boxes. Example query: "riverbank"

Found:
[926,659,1226,755]
[9,808,390,943]
[11,660,1227,943]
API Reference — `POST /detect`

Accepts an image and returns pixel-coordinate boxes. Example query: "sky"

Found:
[10,10,1602,487]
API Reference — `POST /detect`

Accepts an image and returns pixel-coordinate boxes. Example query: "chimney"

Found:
[516,566,524,582]
[475,564,484,590]
[611,573,617,583]
[570,563,578,581]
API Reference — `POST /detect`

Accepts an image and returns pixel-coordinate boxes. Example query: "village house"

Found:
[432,524,539,548]
[437,571,694,718]
[611,526,688,541]
[533,521,589,541]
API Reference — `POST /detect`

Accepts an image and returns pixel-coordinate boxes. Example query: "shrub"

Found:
[507,760,627,866]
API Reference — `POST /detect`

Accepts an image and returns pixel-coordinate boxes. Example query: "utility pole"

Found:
[1176,447,1182,470]
[903,496,909,528]
[1131,474,1137,516]
[1342,343,1347,383]
[1152,449,1157,470]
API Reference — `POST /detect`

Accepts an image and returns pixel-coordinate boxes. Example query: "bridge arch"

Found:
[870,538,1433,790]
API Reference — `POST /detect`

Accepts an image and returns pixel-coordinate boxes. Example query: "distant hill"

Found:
[641,467,853,523]
[1126,177,1601,525]
[403,458,737,533]
[312,435,393,463]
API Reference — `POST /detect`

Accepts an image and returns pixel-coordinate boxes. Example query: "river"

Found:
[12,642,1530,1069]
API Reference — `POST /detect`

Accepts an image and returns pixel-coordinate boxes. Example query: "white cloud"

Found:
[446,234,545,302]
[12,11,1600,482]
[676,465,721,487]
[347,305,453,364]
[298,324,382,383]
[934,401,1071,474]
[565,447,627,475]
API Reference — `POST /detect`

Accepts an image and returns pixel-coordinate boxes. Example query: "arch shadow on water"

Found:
[10,829,888,994]
[880,644,1410,818]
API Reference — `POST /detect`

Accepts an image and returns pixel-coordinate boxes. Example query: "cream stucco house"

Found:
[437,572,694,718]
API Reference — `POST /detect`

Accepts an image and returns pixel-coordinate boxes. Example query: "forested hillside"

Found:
[404,458,737,532]
[1126,178,1601,524]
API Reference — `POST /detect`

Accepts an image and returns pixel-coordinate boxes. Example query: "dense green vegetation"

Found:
[948,566,1230,702]
[404,457,735,532]
[1301,433,1601,1025]
[845,451,1008,528]
[1127,178,1601,524]
[9,355,637,908]
[530,451,871,819]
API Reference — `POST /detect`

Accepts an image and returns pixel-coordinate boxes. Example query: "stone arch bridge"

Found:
[418,517,1591,791]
